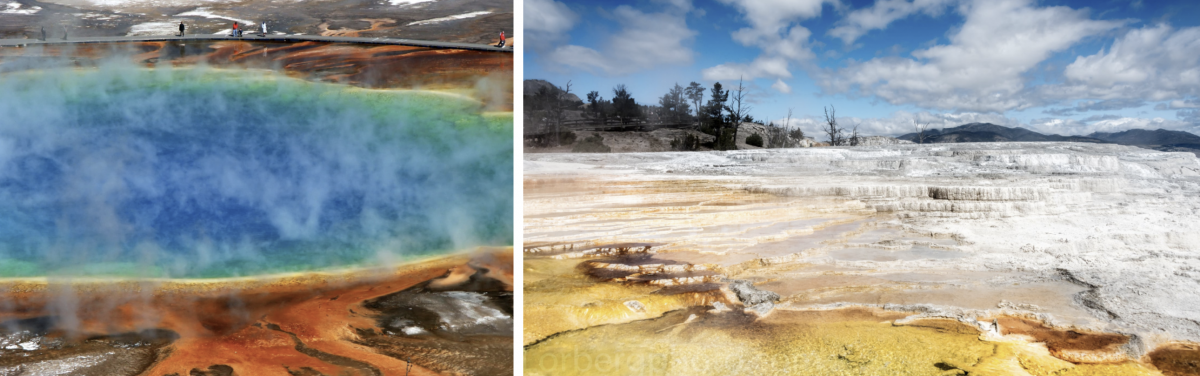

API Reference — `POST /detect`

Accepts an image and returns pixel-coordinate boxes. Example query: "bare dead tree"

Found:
[727,76,753,123]
[849,123,860,146]
[785,108,793,132]
[785,107,806,146]
[763,108,793,148]
[723,76,753,150]
[552,80,572,146]
[823,105,842,146]
[914,121,930,144]
[764,108,791,149]
[778,108,795,148]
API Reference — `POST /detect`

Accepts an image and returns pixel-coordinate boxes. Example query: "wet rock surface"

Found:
[355,265,514,375]
[365,267,513,339]
[0,318,178,376]
[728,279,780,306]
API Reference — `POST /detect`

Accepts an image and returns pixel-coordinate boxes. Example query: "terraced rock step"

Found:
[524,142,1200,371]
[526,242,659,259]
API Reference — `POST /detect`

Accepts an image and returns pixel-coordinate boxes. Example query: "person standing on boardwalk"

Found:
[260,22,266,37]
[179,21,185,37]
[233,22,239,37]
[496,31,505,48]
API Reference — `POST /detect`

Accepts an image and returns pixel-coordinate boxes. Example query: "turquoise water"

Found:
[0,68,512,278]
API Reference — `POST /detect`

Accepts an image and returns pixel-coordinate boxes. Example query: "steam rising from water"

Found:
[0,65,512,278]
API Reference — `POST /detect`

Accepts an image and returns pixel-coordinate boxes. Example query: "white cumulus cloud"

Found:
[702,56,791,81]
[828,0,956,45]
[526,0,577,34]
[771,79,792,94]
[539,2,697,76]
[701,0,833,82]
[821,0,1121,112]
[1052,24,1200,102]
[525,0,579,49]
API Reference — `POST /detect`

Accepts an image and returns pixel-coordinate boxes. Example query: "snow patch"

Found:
[126,21,182,36]
[1,2,40,15]
[176,8,255,26]
[85,0,221,8]
[401,326,426,335]
[406,11,491,26]
[389,0,434,5]
[77,12,117,20]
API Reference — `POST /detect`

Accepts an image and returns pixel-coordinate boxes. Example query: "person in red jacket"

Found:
[496,31,506,48]
[232,22,239,37]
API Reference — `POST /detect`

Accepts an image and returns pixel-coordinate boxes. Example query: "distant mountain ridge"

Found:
[898,123,1200,145]
[897,123,1106,143]
[1087,128,1200,146]
[897,123,1200,156]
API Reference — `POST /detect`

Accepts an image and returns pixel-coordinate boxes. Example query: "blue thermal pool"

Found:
[0,67,512,278]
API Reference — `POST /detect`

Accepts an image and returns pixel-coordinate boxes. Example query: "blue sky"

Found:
[524,0,1200,137]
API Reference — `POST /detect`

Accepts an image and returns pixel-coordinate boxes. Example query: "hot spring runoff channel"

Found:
[0,68,512,278]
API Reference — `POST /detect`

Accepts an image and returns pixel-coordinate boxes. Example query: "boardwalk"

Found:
[0,34,511,52]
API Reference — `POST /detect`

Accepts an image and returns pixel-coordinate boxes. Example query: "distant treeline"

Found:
[524,78,807,150]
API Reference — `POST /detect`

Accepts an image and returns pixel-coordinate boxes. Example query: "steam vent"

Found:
[0,21,513,376]
[524,143,1200,375]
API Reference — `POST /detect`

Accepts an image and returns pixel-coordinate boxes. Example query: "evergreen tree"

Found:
[658,83,691,124]
[703,82,736,149]
[612,84,641,125]
[586,90,605,124]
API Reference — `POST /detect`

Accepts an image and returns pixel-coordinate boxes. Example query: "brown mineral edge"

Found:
[0,40,513,111]
[994,316,1131,364]
[1149,342,1200,376]
[0,247,513,376]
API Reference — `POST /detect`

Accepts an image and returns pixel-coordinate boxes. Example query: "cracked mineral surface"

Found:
[523,142,1200,375]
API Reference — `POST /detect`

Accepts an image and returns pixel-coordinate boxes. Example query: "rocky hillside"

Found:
[523,79,582,103]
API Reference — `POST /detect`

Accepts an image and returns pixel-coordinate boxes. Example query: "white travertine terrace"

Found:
[525,142,1200,357]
